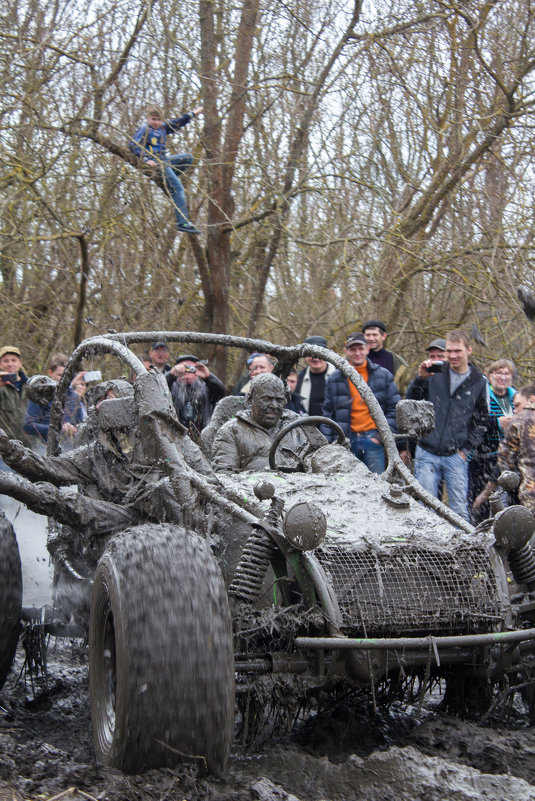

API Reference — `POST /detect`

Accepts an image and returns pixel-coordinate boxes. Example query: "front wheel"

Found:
[89,523,234,774]
[0,514,22,690]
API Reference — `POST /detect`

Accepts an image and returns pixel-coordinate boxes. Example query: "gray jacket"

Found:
[212,409,326,472]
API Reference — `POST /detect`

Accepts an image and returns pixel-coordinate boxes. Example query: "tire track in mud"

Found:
[1,642,535,801]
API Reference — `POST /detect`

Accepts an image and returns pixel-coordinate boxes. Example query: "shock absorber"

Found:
[508,545,535,589]
[228,482,284,602]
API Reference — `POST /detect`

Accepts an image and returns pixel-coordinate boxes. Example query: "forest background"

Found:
[2,0,535,388]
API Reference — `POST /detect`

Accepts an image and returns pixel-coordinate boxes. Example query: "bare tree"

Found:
[3,0,535,383]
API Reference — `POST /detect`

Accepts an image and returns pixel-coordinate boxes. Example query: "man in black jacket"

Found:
[406,330,488,521]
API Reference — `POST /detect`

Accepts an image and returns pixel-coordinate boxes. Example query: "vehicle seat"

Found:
[201,395,246,457]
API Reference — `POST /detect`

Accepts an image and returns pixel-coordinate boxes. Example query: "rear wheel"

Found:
[89,523,234,774]
[0,514,22,690]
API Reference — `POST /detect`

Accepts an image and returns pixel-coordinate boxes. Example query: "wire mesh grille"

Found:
[315,545,504,635]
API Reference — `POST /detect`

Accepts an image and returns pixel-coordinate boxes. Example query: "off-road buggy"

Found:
[2,331,535,776]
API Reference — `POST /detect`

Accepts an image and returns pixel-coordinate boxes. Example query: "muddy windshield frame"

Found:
[49,331,397,461]
[46,330,472,533]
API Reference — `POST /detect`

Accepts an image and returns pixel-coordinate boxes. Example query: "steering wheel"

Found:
[268,416,346,472]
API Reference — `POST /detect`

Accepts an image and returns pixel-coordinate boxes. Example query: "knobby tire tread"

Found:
[90,523,234,774]
[0,515,22,690]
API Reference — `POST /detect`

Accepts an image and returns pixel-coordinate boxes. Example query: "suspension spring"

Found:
[228,526,278,602]
[509,543,535,590]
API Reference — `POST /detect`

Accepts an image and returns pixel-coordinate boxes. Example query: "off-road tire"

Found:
[0,514,22,690]
[89,523,234,774]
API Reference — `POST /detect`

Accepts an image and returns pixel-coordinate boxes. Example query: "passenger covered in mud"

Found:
[211,373,327,472]
[0,374,213,534]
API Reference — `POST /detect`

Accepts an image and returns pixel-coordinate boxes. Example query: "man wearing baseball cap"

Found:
[0,345,34,449]
[149,341,171,374]
[321,332,400,473]
[362,319,410,397]
[427,338,447,362]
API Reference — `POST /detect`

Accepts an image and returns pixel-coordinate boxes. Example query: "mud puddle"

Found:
[2,640,535,801]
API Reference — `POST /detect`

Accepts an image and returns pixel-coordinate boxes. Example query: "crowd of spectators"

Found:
[0,325,531,525]
[23,353,87,452]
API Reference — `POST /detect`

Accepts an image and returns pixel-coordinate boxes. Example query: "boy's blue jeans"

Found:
[162,154,193,226]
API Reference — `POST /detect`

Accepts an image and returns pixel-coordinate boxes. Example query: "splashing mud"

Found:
[1,639,535,801]
[0,496,52,607]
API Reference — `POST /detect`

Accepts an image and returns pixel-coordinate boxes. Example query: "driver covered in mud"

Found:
[211,373,327,472]
[0,374,213,534]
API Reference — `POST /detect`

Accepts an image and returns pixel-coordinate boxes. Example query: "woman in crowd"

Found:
[23,354,87,451]
[471,359,516,521]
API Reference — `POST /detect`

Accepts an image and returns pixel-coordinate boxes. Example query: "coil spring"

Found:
[228,497,285,602]
[228,527,277,601]
[508,543,535,588]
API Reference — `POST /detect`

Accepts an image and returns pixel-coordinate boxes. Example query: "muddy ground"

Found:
[1,639,535,801]
[2,498,535,801]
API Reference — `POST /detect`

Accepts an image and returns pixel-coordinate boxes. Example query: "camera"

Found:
[428,361,444,373]
[84,370,102,383]
[1,373,18,383]
[184,365,197,373]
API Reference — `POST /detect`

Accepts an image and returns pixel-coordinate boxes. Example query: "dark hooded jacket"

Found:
[406,362,488,456]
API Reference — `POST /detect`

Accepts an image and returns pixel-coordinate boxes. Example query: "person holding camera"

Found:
[166,355,225,442]
[0,345,35,452]
[23,353,88,451]
[406,330,488,521]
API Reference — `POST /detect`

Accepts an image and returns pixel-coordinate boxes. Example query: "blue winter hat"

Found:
[304,336,327,348]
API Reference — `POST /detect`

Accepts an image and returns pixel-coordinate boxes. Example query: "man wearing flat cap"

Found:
[0,345,34,448]
[362,319,410,397]
[321,332,400,473]
[295,335,336,417]
[166,355,225,441]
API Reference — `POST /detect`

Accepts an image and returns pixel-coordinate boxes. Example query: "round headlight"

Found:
[283,502,327,551]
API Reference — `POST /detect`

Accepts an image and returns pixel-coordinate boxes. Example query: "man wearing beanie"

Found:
[362,319,410,397]
[296,335,336,417]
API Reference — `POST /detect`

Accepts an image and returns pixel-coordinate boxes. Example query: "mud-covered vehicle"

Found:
[2,331,535,776]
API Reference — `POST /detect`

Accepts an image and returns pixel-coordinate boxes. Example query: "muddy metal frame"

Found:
[46,330,535,662]
[49,330,471,530]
